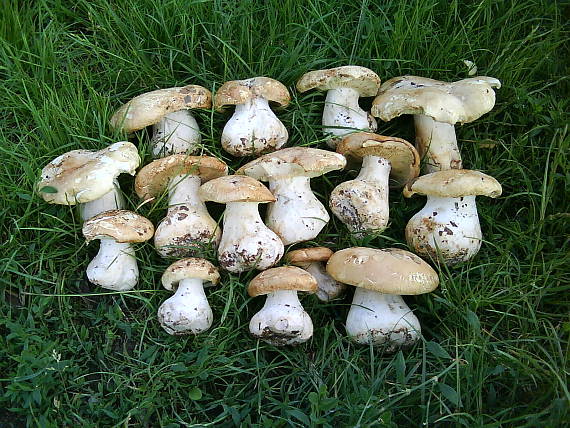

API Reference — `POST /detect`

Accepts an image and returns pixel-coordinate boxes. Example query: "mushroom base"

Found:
[346,288,420,351]
[86,238,138,291]
[249,290,313,346]
[151,110,201,158]
[406,195,482,264]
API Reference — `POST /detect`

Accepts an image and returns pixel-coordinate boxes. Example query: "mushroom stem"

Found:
[218,202,284,272]
[154,174,221,257]
[221,97,288,156]
[304,262,346,301]
[86,238,138,291]
[414,115,462,173]
[151,110,201,158]
[330,155,391,234]
[249,289,313,346]
[406,195,482,264]
[80,180,124,221]
[157,277,213,335]
[266,176,329,245]
[323,88,377,148]
[346,288,420,350]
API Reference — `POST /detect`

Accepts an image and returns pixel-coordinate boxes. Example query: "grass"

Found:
[1,0,568,426]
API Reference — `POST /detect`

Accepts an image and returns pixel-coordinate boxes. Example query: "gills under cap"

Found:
[161,258,220,291]
[326,247,439,295]
[247,266,318,297]
[296,66,381,97]
[214,77,290,110]
[110,85,212,133]
[82,210,154,243]
[403,169,502,198]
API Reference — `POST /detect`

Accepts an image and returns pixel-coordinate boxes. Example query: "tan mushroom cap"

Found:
[296,66,381,97]
[37,141,140,205]
[199,175,275,204]
[161,258,220,291]
[247,266,318,297]
[285,247,333,266]
[134,155,228,201]
[326,247,439,295]
[403,169,502,198]
[337,132,420,187]
[236,147,346,180]
[82,210,154,243]
[110,85,212,133]
[214,77,290,110]
[371,75,501,124]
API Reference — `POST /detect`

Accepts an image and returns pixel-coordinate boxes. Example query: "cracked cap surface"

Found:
[296,66,381,97]
[214,77,290,109]
[82,210,154,243]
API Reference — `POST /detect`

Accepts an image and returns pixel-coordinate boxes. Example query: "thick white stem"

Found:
[157,278,213,335]
[322,88,377,148]
[249,290,313,346]
[266,176,328,245]
[406,195,482,264]
[221,97,288,156]
[304,262,346,301]
[80,180,124,221]
[151,110,201,158]
[218,202,283,272]
[86,238,138,291]
[329,155,391,234]
[154,174,221,257]
[414,115,462,173]
[346,288,420,351]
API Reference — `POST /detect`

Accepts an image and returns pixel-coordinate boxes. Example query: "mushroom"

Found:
[236,147,346,244]
[296,66,381,148]
[327,247,439,351]
[199,175,284,272]
[82,210,154,291]
[37,141,140,220]
[371,76,501,173]
[215,77,290,156]
[285,247,346,301]
[248,266,317,346]
[329,132,420,235]
[403,169,502,265]
[110,85,212,158]
[157,258,220,335]
[134,155,227,258]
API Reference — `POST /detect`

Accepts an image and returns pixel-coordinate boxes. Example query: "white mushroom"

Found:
[157,258,220,335]
[215,77,290,156]
[237,147,346,245]
[110,85,212,158]
[404,169,502,265]
[82,210,154,291]
[296,66,381,148]
[327,247,439,351]
[329,132,420,235]
[371,75,501,173]
[285,247,346,301]
[134,155,227,258]
[248,266,317,346]
[199,175,284,273]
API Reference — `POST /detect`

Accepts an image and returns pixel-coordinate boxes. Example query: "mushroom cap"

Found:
[110,85,212,133]
[403,169,502,198]
[296,66,381,97]
[326,247,439,295]
[236,147,346,180]
[247,266,318,297]
[371,75,501,124]
[134,155,228,201]
[337,132,420,187]
[199,175,275,203]
[285,247,333,266]
[214,77,290,109]
[82,210,154,243]
[161,258,220,291]
[37,141,140,205]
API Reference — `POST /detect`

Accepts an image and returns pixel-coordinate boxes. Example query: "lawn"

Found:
[1,0,569,426]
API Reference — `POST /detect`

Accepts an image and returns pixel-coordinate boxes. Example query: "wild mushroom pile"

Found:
[36,65,503,352]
